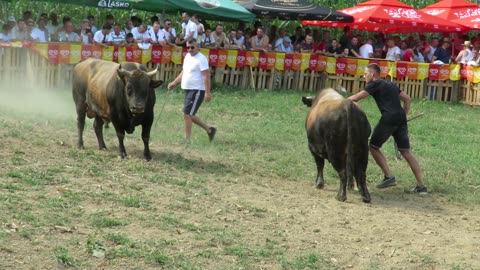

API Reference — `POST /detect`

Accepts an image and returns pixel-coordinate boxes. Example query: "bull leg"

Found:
[75,102,87,149]
[112,124,127,159]
[141,121,153,161]
[93,116,107,150]
[356,171,371,203]
[336,169,348,202]
[310,151,325,189]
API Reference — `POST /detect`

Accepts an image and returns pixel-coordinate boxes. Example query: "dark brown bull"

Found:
[72,58,163,160]
[302,88,371,203]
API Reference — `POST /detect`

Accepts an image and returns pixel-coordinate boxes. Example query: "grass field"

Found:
[0,83,479,269]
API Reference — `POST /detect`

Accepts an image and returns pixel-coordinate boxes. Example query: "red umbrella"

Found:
[420,0,480,30]
[302,0,466,33]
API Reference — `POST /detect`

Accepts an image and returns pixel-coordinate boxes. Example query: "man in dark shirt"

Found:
[326,38,343,55]
[348,63,427,194]
[431,40,451,64]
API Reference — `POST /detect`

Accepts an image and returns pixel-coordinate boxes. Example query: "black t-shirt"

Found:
[327,46,343,54]
[365,79,406,125]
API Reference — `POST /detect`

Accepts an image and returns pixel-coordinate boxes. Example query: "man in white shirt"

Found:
[30,18,49,42]
[359,38,374,58]
[162,18,177,44]
[385,39,401,61]
[93,24,112,47]
[176,13,197,47]
[110,24,126,46]
[167,38,216,144]
[148,21,166,45]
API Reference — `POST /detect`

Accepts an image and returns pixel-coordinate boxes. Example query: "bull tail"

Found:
[346,101,355,190]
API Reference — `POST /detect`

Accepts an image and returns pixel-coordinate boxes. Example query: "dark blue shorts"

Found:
[370,120,410,150]
[183,90,204,116]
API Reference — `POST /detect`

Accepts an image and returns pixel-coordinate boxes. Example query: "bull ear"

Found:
[146,66,159,78]
[150,79,163,89]
[302,96,314,107]
[117,67,132,79]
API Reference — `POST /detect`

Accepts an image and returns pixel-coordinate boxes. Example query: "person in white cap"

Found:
[7,16,18,34]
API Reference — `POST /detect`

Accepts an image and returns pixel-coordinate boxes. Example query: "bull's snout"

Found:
[130,104,145,114]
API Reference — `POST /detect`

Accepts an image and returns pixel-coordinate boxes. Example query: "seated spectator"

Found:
[326,39,343,56]
[455,41,473,64]
[57,21,80,42]
[79,18,93,44]
[250,27,269,51]
[30,18,49,42]
[211,24,229,49]
[148,21,165,45]
[0,24,12,42]
[359,38,374,58]
[93,24,113,47]
[110,23,126,46]
[201,28,214,48]
[125,32,135,45]
[276,36,294,52]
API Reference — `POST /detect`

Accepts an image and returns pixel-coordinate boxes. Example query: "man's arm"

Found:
[167,71,183,90]
[202,69,211,102]
[348,90,369,102]
[399,91,411,115]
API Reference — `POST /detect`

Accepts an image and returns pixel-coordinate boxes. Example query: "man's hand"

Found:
[167,81,176,90]
[205,92,211,102]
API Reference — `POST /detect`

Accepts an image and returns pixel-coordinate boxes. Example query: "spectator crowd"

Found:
[2,11,480,66]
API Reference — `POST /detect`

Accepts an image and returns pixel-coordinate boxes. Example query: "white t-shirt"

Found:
[181,52,209,90]
[359,43,374,58]
[181,20,198,39]
[148,29,166,43]
[30,28,48,42]
[385,46,401,61]
[163,28,177,41]
[93,30,112,44]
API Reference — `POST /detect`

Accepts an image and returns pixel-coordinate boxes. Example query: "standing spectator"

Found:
[250,27,269,51]
[298,34,314,53]
[201,28,213,48]
[424,37,439,63]
[93,24,112,47]
[274,28,287,50]
[105,14,115,28]
[339,26,352,49]
[455,41,473,64]
[276,36,294,52]
[30,18,49,42]
[231,29,245,50]
[403,42,425,62]
[348,63,426,194]
[133,23,150,48]
[22,11,32,22]
[12,19,27,41]
[373,33,386,58]
[57,21,80,42]
[7,16,17,34]
[0,24,12,42]
[162,18,177,44]
[148,21,166,45]
[176,12,197,47]
[79,18,93,44]
[46,13,60,35]
[385,39,401,61]
[345,36,361,58]
[399,40,408,59]
[87,15,98,34]
[210,24,229,49]
[326,39,343,56]
[124,19,133,34]
[291,26,304,48]
[192,14,204,45]
[359,38,374,58]
[110,24,126,46]
[431,39,451,64]
[167,38,216,144]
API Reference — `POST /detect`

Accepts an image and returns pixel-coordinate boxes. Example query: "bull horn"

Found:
[146,66,159,77]
[117,67,132,78]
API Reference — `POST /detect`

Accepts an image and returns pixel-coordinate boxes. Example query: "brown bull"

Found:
[302,88,372,203]
[72,58,163,160]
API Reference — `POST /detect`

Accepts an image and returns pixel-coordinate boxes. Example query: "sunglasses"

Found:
[186,46,196,50]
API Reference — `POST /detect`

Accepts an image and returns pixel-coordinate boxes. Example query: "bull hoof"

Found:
[118,152,127,160]
[362,196,371,203]
[336,195,347,202]
[144,155,152,161]
[315,183,324,189]
[99,147,107,151]
[78,145,85,150]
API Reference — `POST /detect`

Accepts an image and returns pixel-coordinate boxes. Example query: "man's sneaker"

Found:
[376,176,397,188]
[208,127,216,142]
[411,186,428,195]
